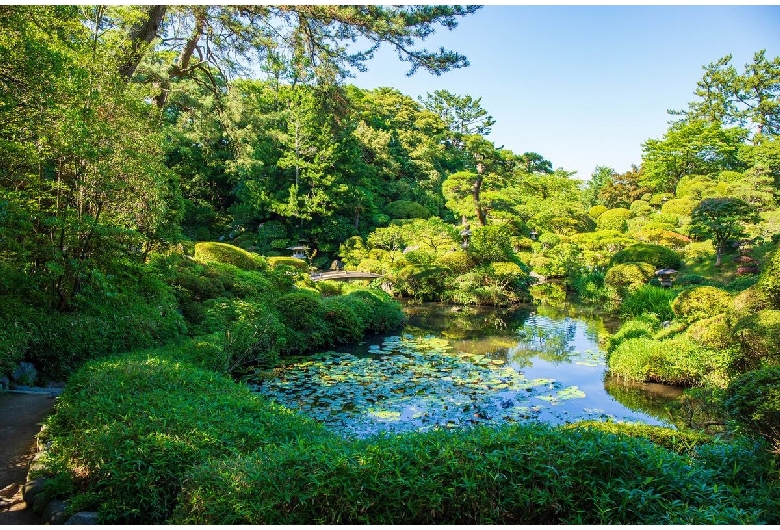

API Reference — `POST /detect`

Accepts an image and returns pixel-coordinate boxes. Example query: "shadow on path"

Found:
[0,392,57,525]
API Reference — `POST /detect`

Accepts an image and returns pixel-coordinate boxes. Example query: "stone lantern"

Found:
[460,225,472,249]
[287,245,309,260]
[655,268,677,288]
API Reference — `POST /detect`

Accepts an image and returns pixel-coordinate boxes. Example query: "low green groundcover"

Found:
[41,342,780,524]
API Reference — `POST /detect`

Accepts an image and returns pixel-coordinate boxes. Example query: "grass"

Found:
[39,340,780,525]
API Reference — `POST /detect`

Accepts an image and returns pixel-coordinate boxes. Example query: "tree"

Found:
[641,120,748,193]
[583,166,615,207]
[597,165,650,209]
[1,6,182,310]
[442,135,503,226]
[104,6,480,106]
[517,152,553,175]
[419,89,495,150]
[689,197,760,266]
[673,50,780,139]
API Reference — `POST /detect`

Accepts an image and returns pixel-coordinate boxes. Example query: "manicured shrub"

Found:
[194,242,267,271]
[610,243,683,270]
[685,313,734,350]
[619,285,676,321]
[588,204,608,219]
[681,240,716,264]
[756,245,780,308]
[344,289,405,334]
[275,291,328,354]
[403,249,436,265]
[661,197,696,217]
[596,207,632,232]
[384,200,431,220]
[732,309,780,369]
[435,250,475,274]
[604,262,656,296]
[671,286,731,323]
[725,366,780,452]
[629,199,653,216]
[315,280,346,297]
[320,296,365,345]
[728,284,770,320]
[392,264,450,302]
[487,261,531,293]
[266,256,309,271]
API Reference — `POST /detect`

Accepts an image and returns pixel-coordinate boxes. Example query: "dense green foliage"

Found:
[3,6,780,526]
[610,243,683,270]
[40,349,780,524]
[725,366,780,452]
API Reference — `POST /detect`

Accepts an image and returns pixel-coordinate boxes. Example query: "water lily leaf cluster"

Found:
[251,334,591,437]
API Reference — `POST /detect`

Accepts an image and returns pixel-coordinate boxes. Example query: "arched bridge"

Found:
[310,270,384,282]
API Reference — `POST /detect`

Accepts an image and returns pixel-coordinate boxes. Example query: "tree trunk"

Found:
[118,5,167,80]
[473,162,487,226]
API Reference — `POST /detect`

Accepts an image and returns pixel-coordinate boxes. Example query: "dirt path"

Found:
[0,392,58,525]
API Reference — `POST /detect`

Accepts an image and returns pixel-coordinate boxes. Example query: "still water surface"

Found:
[251,302,684,438]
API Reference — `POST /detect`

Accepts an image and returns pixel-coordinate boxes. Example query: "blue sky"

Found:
[349,5,780,181]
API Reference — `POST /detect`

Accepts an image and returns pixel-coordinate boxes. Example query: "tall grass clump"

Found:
[609,335,732,387]
[42,345,328,523]
[619,285,676,321]
[171,424,779,525]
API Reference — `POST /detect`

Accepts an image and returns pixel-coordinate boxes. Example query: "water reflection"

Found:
[251,302,684,437]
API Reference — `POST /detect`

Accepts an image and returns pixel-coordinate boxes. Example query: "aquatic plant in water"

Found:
[250,334,591,438]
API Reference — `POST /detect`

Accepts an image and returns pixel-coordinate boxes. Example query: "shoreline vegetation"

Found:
[1,6,778,523]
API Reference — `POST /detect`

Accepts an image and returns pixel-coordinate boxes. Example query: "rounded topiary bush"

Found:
[320,296,365,345]
[194,242,267,271]
[344,290,404,333]
[404,249,436,265]
[384,200,431,220]
[604,262,656,296]
[629,200,653,216]
[275,291,328,353]
[732,309,780,369]
[435,250,475,275]
[686,313,734,350]
[597,208,632,232]
[392,264,450,301]
[729,284,770,320]
[266,256,309,271]
[588,204,608,219]
[725,366,780,452]
[671,286,731,323]
[610,243,683,270]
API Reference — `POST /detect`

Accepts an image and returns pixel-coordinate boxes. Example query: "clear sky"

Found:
[349,4,780,181]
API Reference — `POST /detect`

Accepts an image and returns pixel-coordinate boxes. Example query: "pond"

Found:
[248,302,684,438]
